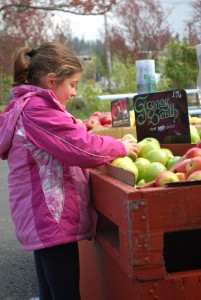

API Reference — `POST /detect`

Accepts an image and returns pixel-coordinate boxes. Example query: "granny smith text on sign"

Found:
[133,89,191,143]
[111,98,130,127]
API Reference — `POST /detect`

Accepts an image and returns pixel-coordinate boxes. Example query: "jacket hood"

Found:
[0,85,57,160]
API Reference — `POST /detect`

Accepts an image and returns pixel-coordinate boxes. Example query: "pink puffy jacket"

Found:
[0,85,126,251]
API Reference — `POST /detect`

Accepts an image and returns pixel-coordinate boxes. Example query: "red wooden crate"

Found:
[79,167,201,300]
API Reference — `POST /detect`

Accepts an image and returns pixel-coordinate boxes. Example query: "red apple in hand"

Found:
[186,156,201,176]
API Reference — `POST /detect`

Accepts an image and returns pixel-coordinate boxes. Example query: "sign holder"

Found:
[133,89,191,144]
[111,98,130,127]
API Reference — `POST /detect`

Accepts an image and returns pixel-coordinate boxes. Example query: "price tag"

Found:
[111,98,130,127]
[133,89,191,143]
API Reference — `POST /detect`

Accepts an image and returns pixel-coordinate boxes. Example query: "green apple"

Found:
[138,137,160,150]
[143,162,167,183]
[118,160,138,181]
[111,156,133,167]
[138,141,160,158]
[161,148,174,158]
[123,156,134,164]
[134,157,150,181]
[136,179,146,186]
[110,157,124,167]
[146,149,169,166]
[190,124,199,134]
[122,133,137,143]
[190,125,200,144]
[166,156,181,170]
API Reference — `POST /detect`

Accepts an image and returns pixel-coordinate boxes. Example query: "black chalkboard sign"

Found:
[111,98,130,127]
[133,89,191,144]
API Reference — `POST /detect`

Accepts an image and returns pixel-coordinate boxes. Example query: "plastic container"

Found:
[135,60,156,94]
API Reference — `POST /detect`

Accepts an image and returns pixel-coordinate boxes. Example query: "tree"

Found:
[110,55,136,93]
[158,39,197,90]
[0,0,120,16]
[108,0,172,61]
[183,0,201,45]
[0,0,54,75]
[0,0,120,80]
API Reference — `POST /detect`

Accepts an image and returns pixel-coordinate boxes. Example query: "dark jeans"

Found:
[34,242,81,300]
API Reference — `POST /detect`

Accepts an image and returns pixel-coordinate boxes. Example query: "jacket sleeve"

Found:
[22,96,127,168]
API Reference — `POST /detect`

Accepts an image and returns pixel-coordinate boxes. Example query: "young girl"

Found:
[0,42,138,300]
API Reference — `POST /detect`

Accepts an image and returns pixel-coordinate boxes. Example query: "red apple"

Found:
[173,158,191,173]
[89,115,99,120]
[155,171,179,187]
[99,112,112,126]
[91,111,102,118]
[185,147,201,158]
[187,170,201,181]
[186,156,201,176]
[196,140,201,148]
[91,124,103,129]
[175,172,187,181]
[86,117,101,130]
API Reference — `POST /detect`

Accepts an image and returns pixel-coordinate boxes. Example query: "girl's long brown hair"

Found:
[12,42,83,87]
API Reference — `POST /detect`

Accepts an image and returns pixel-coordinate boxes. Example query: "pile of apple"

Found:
[75,110,136,131]
[189,124,201,143]
[110,133,201,188]
[189,115,201,125]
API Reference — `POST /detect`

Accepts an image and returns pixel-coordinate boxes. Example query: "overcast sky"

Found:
[62,0,192,41]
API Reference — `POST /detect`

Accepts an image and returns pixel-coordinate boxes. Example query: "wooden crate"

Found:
[79,167,201,300]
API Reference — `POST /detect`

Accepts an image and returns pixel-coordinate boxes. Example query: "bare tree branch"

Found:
[0,0,122,16]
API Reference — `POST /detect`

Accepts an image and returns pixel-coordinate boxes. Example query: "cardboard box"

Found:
[90,126,137,139]
[91,124,201,141]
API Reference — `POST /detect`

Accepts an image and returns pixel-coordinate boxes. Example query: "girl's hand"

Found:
[121,139,139,160]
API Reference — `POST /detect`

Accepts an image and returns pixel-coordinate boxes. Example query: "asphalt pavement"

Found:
[0,160,38,300]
